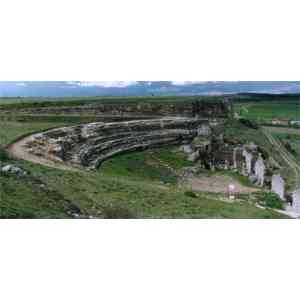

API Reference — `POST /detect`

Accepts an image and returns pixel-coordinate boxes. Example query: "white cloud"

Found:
[171,81,207,86]
[15,82,27,87]
[67,81,138,88]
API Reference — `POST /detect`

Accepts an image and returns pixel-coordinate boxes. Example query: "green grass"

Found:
[261,126,300,158]
[269,129,300,159]
[100,147,194,185]
[0,159,288,218]
[0,95,225,110]
[235,101,299,121]
[0,121,68,146]
[218,118,266,145]
[0,173,76,218]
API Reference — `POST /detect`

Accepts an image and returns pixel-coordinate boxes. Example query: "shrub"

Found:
[257,146,269,160]
[239,118,259,129]
[255,192,284,210]
[101,202,135,219]
[284,142,297,156]
[0,147,9,162]
[184,190,197,198]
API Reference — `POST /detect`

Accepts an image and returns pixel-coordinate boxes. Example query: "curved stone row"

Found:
[23,118,211,168]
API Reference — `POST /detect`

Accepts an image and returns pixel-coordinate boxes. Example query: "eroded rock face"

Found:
[25,118,211,168]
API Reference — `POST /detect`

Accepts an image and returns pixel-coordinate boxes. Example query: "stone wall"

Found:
[192,142,272,188]
[271,174,285,200]
[292,189,300,213]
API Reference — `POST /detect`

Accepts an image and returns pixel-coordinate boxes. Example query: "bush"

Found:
[255,192,284,210]
[0,147,9,161]
[239,118,259,129]
[184,190,197,198]
[101,202,135,219]
[257,146,269,160]
[284,142,297,156]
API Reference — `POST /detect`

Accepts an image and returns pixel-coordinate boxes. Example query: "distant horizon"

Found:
[1,92,300,99]
[1,81,300,97]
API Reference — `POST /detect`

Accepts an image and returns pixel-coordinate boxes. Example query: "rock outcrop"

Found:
[0,164,28,176]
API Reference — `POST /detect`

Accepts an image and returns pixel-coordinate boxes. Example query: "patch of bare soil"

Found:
[7,135,78,172]
[185,174,260,194]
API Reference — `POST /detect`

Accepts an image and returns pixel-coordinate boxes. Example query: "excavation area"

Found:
[1,95,296,218]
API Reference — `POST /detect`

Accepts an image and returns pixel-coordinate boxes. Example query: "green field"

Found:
[235,101,299,122]
[263,126,300,157]
[0,95,219,110]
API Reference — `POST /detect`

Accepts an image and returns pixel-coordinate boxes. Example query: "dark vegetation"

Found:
[100,201,136,219]
[0,147,9,161]
[184,191,198,198]
[254,192,284,210]
[284,141,298,156]
[239,118,259,129]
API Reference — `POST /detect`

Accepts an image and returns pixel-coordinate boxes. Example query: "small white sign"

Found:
[228,184,235,192]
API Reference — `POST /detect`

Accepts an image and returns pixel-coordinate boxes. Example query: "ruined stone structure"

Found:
[24,118,211,168]
[18,99,233,169]
[195,142,270,188]
[292,189,300,213]
[254,155,266,187]
[242,149,253,175]
[271,174,285,200]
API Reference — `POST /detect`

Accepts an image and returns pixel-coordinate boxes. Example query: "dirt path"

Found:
[7,134,79,172]
[185,174,260,194]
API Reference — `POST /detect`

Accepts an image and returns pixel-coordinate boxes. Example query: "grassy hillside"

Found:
[1,154,287,219]
[0,119,287,218]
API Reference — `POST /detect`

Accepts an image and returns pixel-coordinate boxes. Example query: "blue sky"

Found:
[1,81,300,97]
